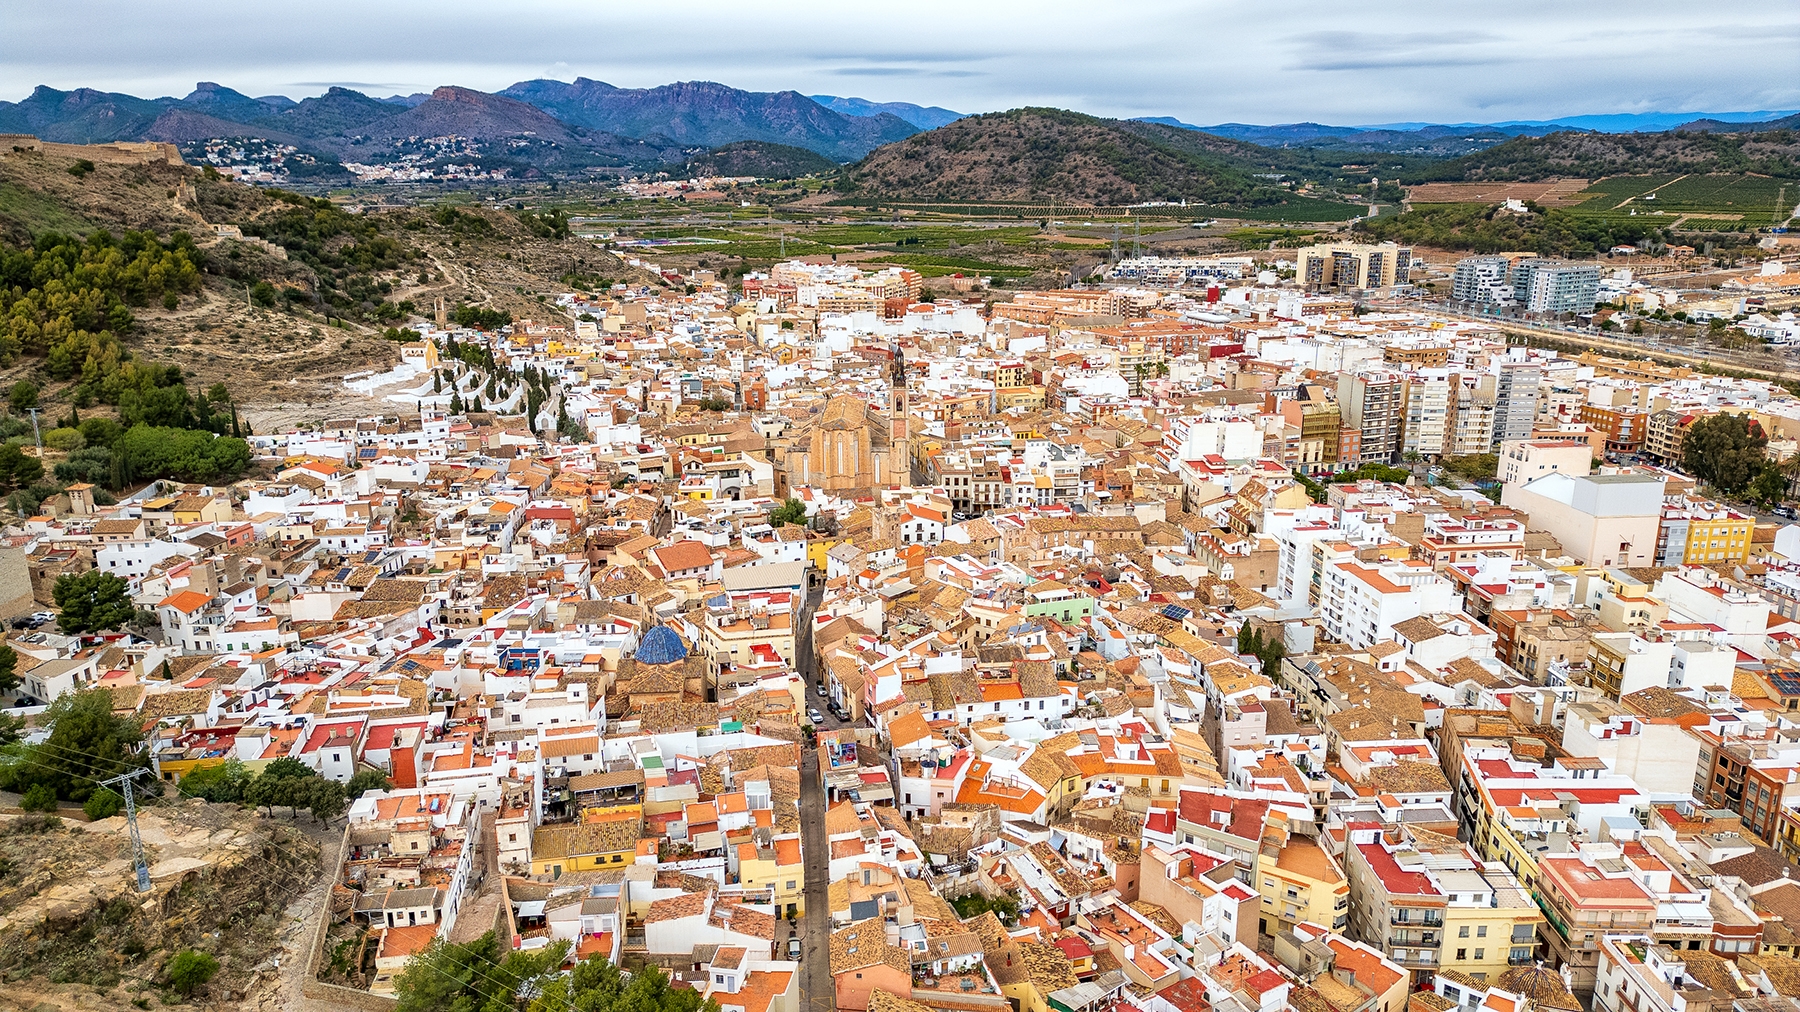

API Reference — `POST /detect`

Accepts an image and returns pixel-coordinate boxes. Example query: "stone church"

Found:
[777,395,896,492]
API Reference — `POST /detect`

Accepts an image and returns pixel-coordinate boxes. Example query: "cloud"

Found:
[827,68,986,78]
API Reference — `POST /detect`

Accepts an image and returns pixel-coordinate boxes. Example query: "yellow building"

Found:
[1255,837,1350,937]
[1663,501,1753,566]
[736,834,806,918]
[995,386,1047,411]
[1439,871,1544,982]
[529,816,642,877]
[806,532,848,572]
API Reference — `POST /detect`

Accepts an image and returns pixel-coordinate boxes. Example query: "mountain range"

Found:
[1139,109,1800,155]
[809,96,964,131]
[2,77,1797,191]
[0,79,931,176]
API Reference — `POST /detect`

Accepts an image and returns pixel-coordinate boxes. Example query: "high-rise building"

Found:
[1402,373,1451,459]
[1512,260,1601,314]
[1297,242,1411,291]
[1337,370,1404,464]
[1450,256,1514,305]
[1490,362,1541,450]
[1447,373,1497,455]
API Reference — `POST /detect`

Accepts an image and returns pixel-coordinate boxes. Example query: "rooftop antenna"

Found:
[100,767,156,891]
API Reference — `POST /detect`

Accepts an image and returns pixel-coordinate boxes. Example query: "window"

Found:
[1456,949,1467,960]
[1477,925,1487,938]
[1459,926,1470,938]
[787,881,797,890]
[1473,949,1484,960]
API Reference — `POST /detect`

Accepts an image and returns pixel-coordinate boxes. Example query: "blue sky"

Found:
[5,0,1799,125]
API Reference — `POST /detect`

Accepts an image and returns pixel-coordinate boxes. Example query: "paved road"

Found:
[798,747,833,1012]
[1397,301,1800,382]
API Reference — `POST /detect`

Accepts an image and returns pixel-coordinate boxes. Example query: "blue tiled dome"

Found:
[636,624,688,666]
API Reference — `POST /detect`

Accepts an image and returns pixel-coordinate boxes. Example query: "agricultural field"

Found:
[1567,174,1797,226]
[572,202,1301,287]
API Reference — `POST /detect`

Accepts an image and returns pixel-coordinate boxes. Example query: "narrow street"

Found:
[798,746,832,1012]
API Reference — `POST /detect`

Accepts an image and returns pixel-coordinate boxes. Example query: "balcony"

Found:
[1391,912,1443,927]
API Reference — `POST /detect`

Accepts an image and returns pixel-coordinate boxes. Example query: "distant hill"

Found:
[1677,112,1800,133]
[1409,129,1800,182]
[0,86,172,143]
[810,95,963,131]
[179,81,293,119]
[845,108,1303,206]
[1140,117,1578,157]
[665,140,837,179]
[260,86,401,138]
[499,78,915,161]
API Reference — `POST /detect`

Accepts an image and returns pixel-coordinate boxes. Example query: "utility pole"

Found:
[26,407,41,451]
[101,767,156,892]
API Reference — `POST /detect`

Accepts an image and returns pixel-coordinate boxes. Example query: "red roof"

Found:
[1355,840,1440,899]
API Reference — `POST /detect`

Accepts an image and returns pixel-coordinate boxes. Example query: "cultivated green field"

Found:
[1569,174,1795,226]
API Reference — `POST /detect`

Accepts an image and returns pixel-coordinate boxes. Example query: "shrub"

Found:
[165,949,219,996]
[83,788,123,820]
[20,783,58,812]
[43,427,85,452]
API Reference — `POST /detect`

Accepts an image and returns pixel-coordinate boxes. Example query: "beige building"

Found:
[1500,472,1663,568]
[1498,439,1592,486]
[777,395,896,492]
[1297,242,1411,291]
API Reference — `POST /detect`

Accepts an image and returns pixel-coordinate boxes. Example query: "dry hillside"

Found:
[0,805,323,1010]
[0,144,655,431]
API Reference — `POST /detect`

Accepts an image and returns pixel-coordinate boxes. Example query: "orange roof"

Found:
[774,837,801,866]
[158,590,212,614]
[721,969,793,1012]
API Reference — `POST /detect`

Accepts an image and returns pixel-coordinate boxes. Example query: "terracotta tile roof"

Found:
[830,918,911,975]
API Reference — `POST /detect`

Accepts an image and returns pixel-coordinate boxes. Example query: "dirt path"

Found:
[246,821,344,1012]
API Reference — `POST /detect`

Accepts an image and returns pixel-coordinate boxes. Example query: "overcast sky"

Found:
[6,0,1799,125]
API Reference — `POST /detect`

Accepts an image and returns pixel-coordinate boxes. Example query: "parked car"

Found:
[815,682,827,698]
[807,708,825,725]
[787,937,801,959]
[1774,505,1797,519]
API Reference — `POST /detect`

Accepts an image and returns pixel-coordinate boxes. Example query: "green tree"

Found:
[176,758,252,803]
[262,756,313,780]
[0,443,44,493]
[306,777,348,822]
[769,497,807,526]
[165,949,219,996]
[1682,413,1768,495]
[20,783,58,812]
[9,381,37,413]
[1751,466,1789,507]
[83,787,122,820]
[346,768,391,799]
[0,643,18,696]
[0,688,147,801]
[52,570,135,634]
